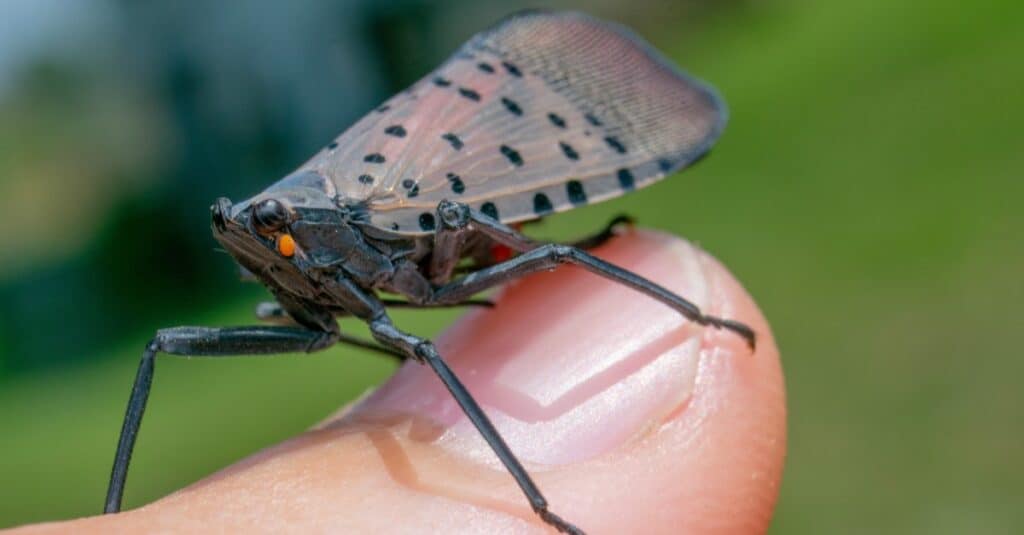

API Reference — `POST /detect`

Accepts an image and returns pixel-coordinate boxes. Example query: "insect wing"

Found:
[301,10,726,234]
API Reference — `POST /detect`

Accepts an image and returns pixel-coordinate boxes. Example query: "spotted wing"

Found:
[298,10,726,234]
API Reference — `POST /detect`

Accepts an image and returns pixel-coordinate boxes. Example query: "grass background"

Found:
[1,0,1021,532]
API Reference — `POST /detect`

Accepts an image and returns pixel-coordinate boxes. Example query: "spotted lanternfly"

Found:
[104,10,754,534]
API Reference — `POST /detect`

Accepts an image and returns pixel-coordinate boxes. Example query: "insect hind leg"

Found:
[429,243,756,349]
[567,214,635,250]
[422,202,752,347]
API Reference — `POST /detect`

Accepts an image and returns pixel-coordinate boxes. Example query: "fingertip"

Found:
[531,231,786,533]
[353,229,786,533]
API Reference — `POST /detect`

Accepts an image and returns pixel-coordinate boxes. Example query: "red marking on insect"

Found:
[490,222,524,262]
[491,243,513,262]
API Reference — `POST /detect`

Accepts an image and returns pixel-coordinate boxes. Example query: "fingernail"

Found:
[351,230,733,466]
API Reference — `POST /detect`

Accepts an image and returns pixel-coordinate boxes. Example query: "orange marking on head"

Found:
[277,234,296,257]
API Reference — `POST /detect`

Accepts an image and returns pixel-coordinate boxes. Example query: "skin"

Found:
[8,229,785,534]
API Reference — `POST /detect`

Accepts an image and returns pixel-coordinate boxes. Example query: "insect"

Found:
[103,10,754,534]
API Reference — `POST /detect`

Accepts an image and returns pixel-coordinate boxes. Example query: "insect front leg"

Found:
[105,325,338,514]
[367,313,584,535]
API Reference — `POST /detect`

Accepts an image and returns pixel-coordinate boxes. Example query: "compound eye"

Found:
[252,199,288,234]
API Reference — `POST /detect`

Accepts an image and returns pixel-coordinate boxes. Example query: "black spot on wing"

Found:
[419,213,436,231]
[384,125,407,137]
[501,97,523,116]
[547,112,566,129]
[617,168,635,191]
[559,141,579,161]
[458,87,481,101]
[566,180,587,205]
[480,202,499,220]
[364,153,386,163]
[585,113,603,127]
[376,104,390,112]
[500,145,523,167]
[502,61,523,77]
[477,62,495,73]
[358,174,374,185]
[327,141,339,150]
[447,173,465,194]
[658,158,674,172]
[533,193,554,215]
[401,179,419,198]
[442,132,463,150]
[433,77,451,87]
[604,136,627,154]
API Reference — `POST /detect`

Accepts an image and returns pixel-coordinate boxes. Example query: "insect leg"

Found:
[258,299,493,322]
[105,325,337,514]
[336,332,408,361]
[427,200,473,283]
[367,313,584,535]
[382,298,495,309]
[466,207,632,252]
[465,207,542,252]
[568,214,635,250]
[255,301,409,359]
[430,243,756,349]
[515,214,635,250]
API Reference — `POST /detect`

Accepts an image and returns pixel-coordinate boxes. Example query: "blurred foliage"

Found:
[0,0,1021,532]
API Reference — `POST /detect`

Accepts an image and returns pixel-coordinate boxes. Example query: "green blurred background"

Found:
[1,0,1020,532]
